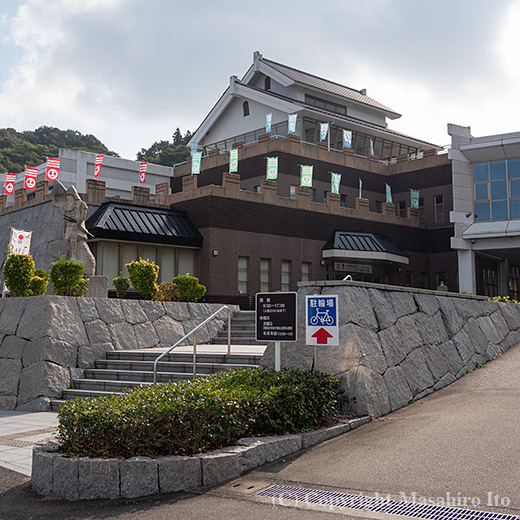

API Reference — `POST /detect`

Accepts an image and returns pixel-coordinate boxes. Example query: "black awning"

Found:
[86,202,203,248]
[323,231,408,264]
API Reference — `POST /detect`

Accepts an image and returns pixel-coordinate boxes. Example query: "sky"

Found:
[1,0,519,160]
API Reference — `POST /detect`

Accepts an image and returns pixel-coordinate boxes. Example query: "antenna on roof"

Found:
[360,89,367,95]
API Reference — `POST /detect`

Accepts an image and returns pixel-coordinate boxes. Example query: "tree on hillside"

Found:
[137,128,192,166]
[0,126,118,174]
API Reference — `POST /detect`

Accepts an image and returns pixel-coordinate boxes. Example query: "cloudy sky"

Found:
[1,0,519,160]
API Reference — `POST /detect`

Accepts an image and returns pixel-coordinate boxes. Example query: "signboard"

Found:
[306,295,339,346]
[256,292,297,342]
[335,262,372,274]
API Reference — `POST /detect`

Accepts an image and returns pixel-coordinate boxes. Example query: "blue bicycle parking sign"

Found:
[306,295,339,346]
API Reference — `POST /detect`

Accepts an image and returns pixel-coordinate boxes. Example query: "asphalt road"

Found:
[2,343,520,519]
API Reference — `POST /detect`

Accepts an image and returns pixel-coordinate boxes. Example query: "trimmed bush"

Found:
[171,275,206,302]
[3,253,35,297]
[50,255,89,296]
[154,281,180,302]
[126,258,159,299]
[57,367,340,459]
[30,269,49,296]
[113,273,130,298]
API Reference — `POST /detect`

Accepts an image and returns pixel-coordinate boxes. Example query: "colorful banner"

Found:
[266,157,278,180]
[94,154,104,178]
[24,167,37,191]
[9,228,32,255]
[343,130,352,149]
[300,165,313,187]
[139,162,148,183]
[386,183,393,204]
[331,173,341,195]
[266,113,272,133]
[411,189,420,209]
[4,173,16,195]
[190,142,198,155]
[359,178,362,198]
[288,114,297,134]
[320,123,329,142]
[370,138,374,156]
[229,149,238,173]
[45,158,60,182]
[191,151,202,175]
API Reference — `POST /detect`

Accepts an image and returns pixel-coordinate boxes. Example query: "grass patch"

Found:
[57,367,340,459]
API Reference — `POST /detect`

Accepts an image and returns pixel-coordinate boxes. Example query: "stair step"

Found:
[62,388,125,400]
[106,351,263,365]
[212,338,260,345]
[73,379,155,393]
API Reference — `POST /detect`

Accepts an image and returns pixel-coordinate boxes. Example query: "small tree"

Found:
[30,269,49,296]
[126,258,159,299]
[154,281,180,302]
[171,275,206,302]
[112,273,130,298]
[3,252,35,297]
[50,255,89,296]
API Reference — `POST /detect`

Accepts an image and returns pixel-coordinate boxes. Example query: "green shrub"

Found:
[154,281,180,302]
[30,269,49,296]
[112,273,130,298]
[50,255,89,296]
[126,258,159,299]
[3,253,35,297]
[171,274,206,302]
[57,367,340,459]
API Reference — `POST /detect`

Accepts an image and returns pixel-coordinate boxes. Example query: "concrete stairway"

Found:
[212,311,257,345]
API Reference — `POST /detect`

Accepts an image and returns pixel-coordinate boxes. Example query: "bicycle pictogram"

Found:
[309,308,334,326]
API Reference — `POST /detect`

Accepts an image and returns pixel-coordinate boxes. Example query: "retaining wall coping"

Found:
[32,415,370,500]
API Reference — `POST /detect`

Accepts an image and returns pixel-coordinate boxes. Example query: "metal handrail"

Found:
[153,306,232,384]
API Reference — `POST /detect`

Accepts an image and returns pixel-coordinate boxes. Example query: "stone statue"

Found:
[53,181,96,276]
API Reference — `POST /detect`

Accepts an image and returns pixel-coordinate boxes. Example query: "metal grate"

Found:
[257,485,518,520]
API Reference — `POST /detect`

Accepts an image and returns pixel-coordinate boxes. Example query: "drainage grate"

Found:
[257,485,518,520]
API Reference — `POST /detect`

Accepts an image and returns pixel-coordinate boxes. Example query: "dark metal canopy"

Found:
[86,202,203,248]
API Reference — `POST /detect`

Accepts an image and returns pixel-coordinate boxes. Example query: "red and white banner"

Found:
[24,167,37,191]
[139,162,147,183]
[9,228,32,255]
[45,157,60,181]
[4,173,16,195]
[94,154,104,178]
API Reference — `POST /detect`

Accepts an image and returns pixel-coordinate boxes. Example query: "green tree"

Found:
[136,128,192,167]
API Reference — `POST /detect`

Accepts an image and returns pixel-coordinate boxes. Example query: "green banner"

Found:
[191,151,202,175]
[331,172,341,194]
[300,165,313,187]
[229,149,238,173]
[266,157,278,179]
[411,189,420,209]
[386,183,392,204]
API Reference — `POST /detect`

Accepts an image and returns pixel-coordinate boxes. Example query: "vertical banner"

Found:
[300,165,313,187]
[320,123,329,142]
[191,151,202,175]
[266,157,278,180]
[139,162,148,183]
[370,138,374,156]
[266,113,272,133]
[411,189,420,209]
[343,130,352,149]
[95,154,104,178]
[359,178,363,199]
[24,167,37,190]
[288,114,297,134]
[190,142,198,156]
[45,158,60,182]
[331,173,341,195]
[229,149,238,173]
[4,173,16,195]
[386,184,393,204]
[9,228,32,255]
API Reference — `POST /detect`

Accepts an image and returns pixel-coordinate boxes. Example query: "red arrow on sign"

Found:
[311,327,333,345]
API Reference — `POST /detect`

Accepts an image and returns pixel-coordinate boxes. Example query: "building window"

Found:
[420,272,428,289]
[418,197,425,225]
[434,195,444,223]
[324,191,329,204]
[242,101,250,117]
[260,258,270,292]
[405,271,413,287]
[264,77,271,90]
[290,185,297,199]
[302,262,311,282]
[436,272,446,288]
[340,194,347,208]
[238,256,249,294]
[375,200,383,213]
[253,185,261,193]
[396,200,407,218]
[281,260,291,291]
[310,188,317,202]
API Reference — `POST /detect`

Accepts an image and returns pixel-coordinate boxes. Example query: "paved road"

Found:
[2,343,520,519]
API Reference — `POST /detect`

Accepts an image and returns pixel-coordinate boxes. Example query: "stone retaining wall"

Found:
[0,296,235,411]
[261,281,520,417]
[32,416,370,500]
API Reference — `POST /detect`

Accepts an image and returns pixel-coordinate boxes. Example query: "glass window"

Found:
[475,201,491,221]
[281,260,291,291]
[260,258,270,292]
[178,249,194,277]
[302,262,311,282]
[475,183,488,201]
[121,244,138,277]
[142,245,157,264]
[290,185,297,199]
[434,195,444,223]
[490,160,506,180]
[473,163,489,183]
[509,158,520,179]
[238,256,248,294]
[510,199,520,219]
[511,179,520,198]
[303,119,317,143]
[324,191,328,204]
[340,194,347,208]
[101,242,120,288]
[242,101,250,117]
[492,200,508,220]
[491,180,507,200]
[396,200,407,217]
[161,248,176,282]
[310,188,317,202]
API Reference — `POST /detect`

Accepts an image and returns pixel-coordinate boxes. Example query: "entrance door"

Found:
[476,255,499,297]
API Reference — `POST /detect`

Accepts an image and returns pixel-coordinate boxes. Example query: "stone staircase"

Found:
[50,311,262,410]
